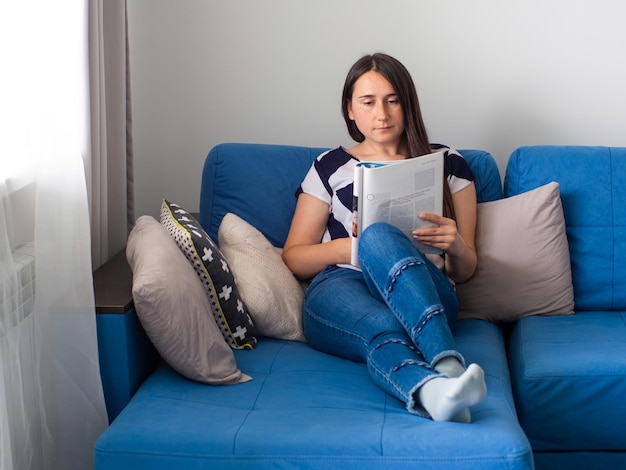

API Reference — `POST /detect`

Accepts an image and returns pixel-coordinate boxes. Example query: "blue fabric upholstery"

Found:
[199,143,326,247]
[464,148,503,203]
[95,308,158,423]
[96,322,532,469]
[95,143,534,469]
[504,145,626,468]
[509,312,626,451]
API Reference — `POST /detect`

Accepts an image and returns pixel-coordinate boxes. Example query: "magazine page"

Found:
[351,150,444,266]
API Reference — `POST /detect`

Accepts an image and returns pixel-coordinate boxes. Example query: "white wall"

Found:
[128,0,626,218]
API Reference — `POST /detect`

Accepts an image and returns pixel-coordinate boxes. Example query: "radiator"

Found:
[2,242,35,329]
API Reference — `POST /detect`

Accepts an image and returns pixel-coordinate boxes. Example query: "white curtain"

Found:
[0,0,109,469]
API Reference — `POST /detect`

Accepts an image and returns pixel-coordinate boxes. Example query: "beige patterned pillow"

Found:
[218,213,306,342]
[456,182,574,322]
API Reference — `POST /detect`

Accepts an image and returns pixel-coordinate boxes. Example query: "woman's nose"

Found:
[376,102,388,120]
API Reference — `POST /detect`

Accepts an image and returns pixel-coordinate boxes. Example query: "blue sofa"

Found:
[504,146,626,469]
[94,143,626,469]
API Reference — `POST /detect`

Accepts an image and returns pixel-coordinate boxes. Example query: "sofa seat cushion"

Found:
[508,311,626,452]
[95,320,532,470]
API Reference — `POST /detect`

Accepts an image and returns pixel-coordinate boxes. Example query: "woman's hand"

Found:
[412,213,460,254]
[412,184,478,283]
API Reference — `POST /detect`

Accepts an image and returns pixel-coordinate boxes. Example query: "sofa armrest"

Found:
[94,250,159,423]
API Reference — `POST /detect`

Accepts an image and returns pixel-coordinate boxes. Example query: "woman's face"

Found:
[347,71,405,148]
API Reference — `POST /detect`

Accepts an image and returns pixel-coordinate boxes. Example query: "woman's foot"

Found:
[418,363,487,423]
[434,356,465,378]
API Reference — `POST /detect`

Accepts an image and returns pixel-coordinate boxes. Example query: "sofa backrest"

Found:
[503,145,626,311]
[199,143,326,248]
[199,143,502,249]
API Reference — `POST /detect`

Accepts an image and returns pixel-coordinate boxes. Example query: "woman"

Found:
[282,53,486,423]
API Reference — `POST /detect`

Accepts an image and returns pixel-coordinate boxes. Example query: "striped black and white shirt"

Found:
[297,145,475,246]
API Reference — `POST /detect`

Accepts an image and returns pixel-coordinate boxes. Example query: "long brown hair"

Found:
[341,53,455,220]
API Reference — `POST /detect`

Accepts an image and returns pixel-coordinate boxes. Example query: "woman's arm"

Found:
[282,193,352,280]
[413,183,478,283]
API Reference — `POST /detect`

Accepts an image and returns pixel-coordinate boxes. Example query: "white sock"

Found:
[417,363,487,423]
[434,356,465,378]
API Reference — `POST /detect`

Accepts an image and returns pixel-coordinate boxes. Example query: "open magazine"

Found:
[350,150,444,267]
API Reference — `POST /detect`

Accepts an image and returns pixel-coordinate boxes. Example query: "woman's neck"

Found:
[348,141,408,162]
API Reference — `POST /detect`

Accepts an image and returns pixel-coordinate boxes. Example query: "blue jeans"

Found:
[303,223,465,416]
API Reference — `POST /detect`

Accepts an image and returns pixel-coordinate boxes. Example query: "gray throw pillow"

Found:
[127,215,251,384]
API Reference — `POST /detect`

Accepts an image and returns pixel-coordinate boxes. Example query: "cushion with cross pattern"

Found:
[160,199,256,349]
